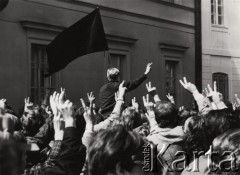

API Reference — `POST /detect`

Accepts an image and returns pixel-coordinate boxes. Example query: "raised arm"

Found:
[146,82,161,103]
[142,94,158,131]
[45,90,86,175]
[205,81,227,110]
[94,81,127,132]
[179,77,211,113]
[166,93,175,104]
[123,63,152,91]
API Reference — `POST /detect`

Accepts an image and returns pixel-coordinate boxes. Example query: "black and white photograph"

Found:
[0,0,240,174]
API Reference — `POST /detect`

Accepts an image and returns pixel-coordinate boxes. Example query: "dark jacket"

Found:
[99,74,147,115]
[45,127,86,175]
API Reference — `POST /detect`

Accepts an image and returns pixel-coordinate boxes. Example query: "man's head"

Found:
[107,67,120,81]
[154,101,179,128]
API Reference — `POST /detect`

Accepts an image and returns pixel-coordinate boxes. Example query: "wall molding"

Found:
[147,0,194,12]
[106,34,138,45]
[159,43,189,52]
[21,20,65,33]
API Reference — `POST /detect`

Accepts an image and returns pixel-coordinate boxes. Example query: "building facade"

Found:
[202,0,240,101]
[0,0,197,111]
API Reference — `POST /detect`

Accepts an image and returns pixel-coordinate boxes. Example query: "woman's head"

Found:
[185,109,240,157]
[212,129,240,174]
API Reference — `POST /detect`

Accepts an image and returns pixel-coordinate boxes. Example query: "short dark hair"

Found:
[154,101,178,128]
[87,126,146,175]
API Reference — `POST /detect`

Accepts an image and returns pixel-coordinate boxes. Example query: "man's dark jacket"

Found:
[99,74,147,115]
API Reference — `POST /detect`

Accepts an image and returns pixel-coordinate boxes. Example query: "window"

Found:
[165,61,178,99]
[212,73,228,100]
[108,53,125,80]
[211,0,224,25]
[31,44,59,104]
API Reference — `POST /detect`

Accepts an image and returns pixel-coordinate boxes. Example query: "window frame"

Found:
[106,49,130,83]
[163,57,181,105]
[212,72,229,101]
[165,60,178,100]
[30,43,60,104]
[108,52,127,81]
[211,0,224,26]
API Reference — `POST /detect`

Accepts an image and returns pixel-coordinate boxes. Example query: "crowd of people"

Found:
[1,63,240,175]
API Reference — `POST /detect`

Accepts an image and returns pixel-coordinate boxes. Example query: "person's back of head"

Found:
[0,131,28,175]
[120,107,143,131]
[107,67,120,82]
[155,101,178,128]
[204,109,240,145]
[87,125,148,175]
[185,109,240,158]
[212,129,240,174]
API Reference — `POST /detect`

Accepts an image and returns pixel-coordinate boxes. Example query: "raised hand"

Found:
[80,98,96,131]
[59,87,66,104]
[232,102,239,111]
[143,94,155,123]
[207,82,223,104]
[142,94,154,112]
[117,81,127,101]
[58,100,74,120]
[45,106,52,115]
[87,91,95,106]
[235,94,240,105]
[166,93,175,104]
[24,97,33,112]
[179,77,198,94]
[131,97,139,112]
[144,63,153,75]
[53,89,76,128]
[179,106,185,112]
[146,82,156,93]
[0,99,6,110]
[146,82,160,102]
[50,91,59,116]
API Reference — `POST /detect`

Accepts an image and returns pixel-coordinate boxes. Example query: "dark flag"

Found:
[46,8,108,76]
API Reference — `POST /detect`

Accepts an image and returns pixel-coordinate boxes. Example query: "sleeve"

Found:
[47,141,62,161]
[45,127,86,175]
[124,74,148,92]
[94,101,124,132]
[23,141,63,175]
[33,118,54,150]
[192,91,212,113]
[82,130,96,149]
